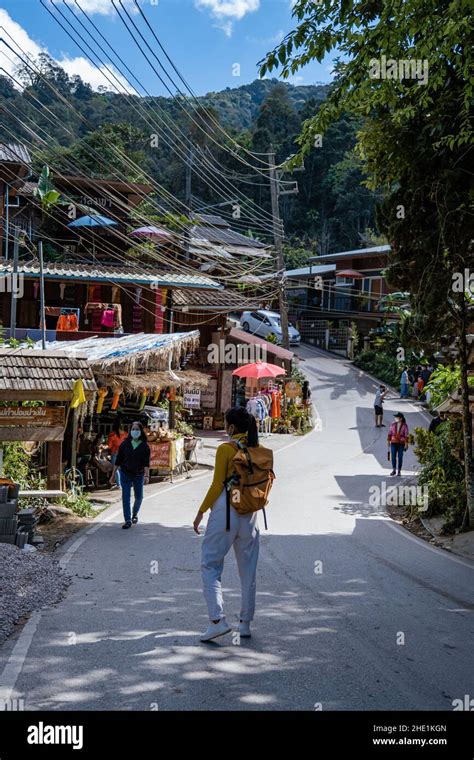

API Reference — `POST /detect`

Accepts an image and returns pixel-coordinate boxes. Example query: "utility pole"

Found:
[9,227,19,340]
[268,146,291,351]
[38,240,46,350]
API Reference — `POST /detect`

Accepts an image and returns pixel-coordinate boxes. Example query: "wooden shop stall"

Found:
[36,331,210,481]
[0,349,97,489]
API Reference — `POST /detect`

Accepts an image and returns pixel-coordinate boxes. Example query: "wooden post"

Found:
[71,407,79,470]
[47,441,63,490]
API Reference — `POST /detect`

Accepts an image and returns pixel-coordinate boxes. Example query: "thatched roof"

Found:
[36,332,201,375]
[95,369,210,395]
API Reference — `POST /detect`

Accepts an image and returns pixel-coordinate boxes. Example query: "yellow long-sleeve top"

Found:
[199,433,248,513]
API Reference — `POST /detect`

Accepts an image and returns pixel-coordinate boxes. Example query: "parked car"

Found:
[240,310,301,345]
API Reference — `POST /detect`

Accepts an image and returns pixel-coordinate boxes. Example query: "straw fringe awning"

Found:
[89,332,201,375]
[95,369,210,395]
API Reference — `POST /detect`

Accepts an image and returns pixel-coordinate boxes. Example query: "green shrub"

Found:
[412,419,465,529]
[354,349,400,387]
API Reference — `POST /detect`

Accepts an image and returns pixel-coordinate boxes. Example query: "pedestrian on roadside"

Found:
[429,413,445,435]
[374,384,386,427]
[107,419,127,489]
[193,407,261,643]
[400,367,409,398]
[302,380,312,409]
[387,412,409,476]
[110,421,150,530]
[421,365,432,385]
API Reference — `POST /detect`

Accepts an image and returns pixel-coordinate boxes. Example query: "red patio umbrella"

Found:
[232,361,286,379]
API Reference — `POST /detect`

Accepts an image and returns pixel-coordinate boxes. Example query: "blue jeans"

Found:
[400,383,408,398]
[120,470,144,523]
[111,454,120,487]
[391,443,405,472]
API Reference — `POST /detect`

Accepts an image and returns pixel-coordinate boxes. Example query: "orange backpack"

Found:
[225,440,275,530]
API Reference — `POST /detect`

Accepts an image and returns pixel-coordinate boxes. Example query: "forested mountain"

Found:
[0,55,382,259]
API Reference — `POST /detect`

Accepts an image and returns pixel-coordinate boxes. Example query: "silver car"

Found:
[240,310,301,345]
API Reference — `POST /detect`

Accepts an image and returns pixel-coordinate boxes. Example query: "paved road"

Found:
[1,346,473,711]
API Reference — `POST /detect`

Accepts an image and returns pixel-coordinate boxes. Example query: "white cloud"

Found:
[0,8,131,92]
[69,0,136,15]
[246,29,284,45]
[195,0,260,36]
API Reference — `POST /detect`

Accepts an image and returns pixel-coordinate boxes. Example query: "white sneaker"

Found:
[238,621,251,638]
[199,618,232,642]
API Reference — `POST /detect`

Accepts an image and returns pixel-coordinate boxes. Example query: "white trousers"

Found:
[201,488,260,622]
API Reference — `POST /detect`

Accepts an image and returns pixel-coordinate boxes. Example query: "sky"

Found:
[0,0,335,96]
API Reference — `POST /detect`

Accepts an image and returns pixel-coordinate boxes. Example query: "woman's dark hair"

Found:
[225,407,259,447]
[129,421,148,443]
[395,413,407,425]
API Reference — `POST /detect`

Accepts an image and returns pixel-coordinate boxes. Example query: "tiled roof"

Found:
[0,142,32,165]
[0,350,97,394]
[0,260,220,290]
[172,288,259,311]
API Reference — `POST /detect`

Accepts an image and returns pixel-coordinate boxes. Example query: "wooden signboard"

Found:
[0,406,66,441]
[285,380,302,399]
[149,441,172,470]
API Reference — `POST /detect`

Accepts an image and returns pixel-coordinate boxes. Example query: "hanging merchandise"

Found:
[96,387,108,414]
[33,282,39,299]
[111,387,123,411]
[139,388,149,411]
[101,309,115,328]
[168,387,176,402]
[56,308,80,332]
[154,288,163,334]
[59,283,66,300]
[152,389,161,404]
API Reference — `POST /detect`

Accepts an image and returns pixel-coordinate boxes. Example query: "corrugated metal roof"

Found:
[0,260,220,289]
[0,349,97,394]
[228,328,294,362]
[311,245,391,262]
[191,213,229,227]
[173,288,259,311]
[191,224,266,249]
[0,142,32,165]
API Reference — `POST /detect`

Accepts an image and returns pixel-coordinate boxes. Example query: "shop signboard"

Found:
[0,406,66,441]
[149,441,172,469]
[201,379,217,409]
[285,380,302,399]
[220,370,233,412]
[183,389,201,409]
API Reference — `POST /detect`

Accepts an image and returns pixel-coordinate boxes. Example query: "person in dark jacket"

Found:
[110,421,150,529]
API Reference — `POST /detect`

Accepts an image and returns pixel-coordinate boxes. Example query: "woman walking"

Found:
[387,412,409,476]
[193,407,261,643]
[110,421,150,529]
[107,420,127,489]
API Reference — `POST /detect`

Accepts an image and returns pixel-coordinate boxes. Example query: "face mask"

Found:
[131,429,141,439]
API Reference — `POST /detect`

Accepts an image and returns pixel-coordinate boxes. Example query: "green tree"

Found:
[260,0,474,526]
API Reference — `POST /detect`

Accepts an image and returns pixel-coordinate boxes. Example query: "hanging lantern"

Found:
[111,386,123,411]
[96,387,108,414]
